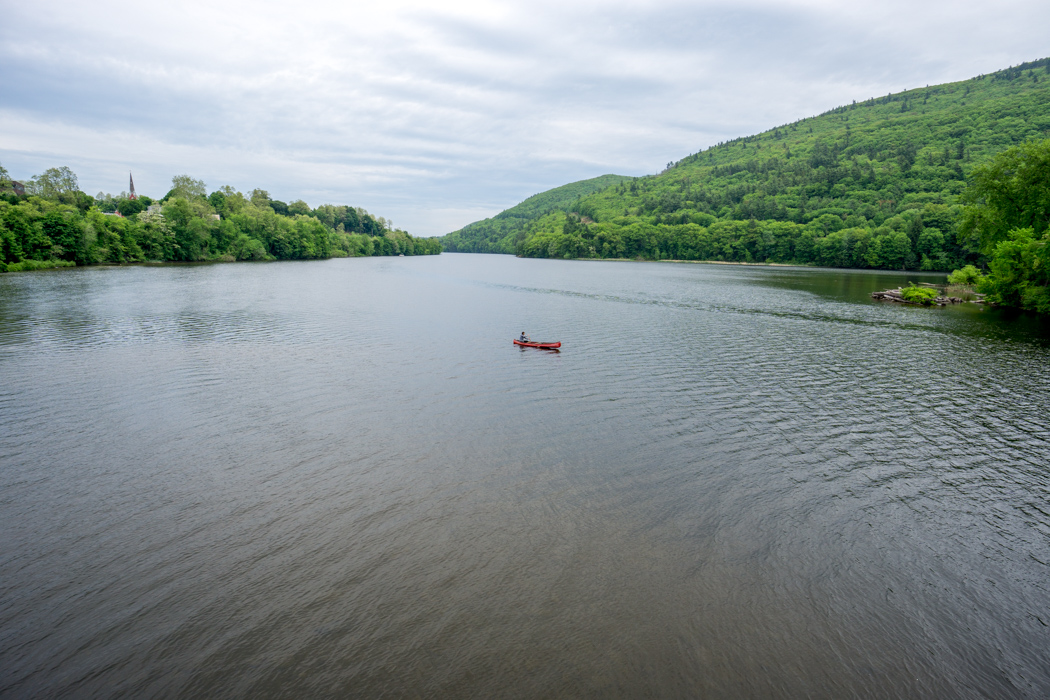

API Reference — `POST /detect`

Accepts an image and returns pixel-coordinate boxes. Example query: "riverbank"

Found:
[0,252,442,274]
[567,257,816,267]
[555,256,954,271]
[0,259,77,273]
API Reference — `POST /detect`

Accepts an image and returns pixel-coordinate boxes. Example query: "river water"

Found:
[2,254,1049,698]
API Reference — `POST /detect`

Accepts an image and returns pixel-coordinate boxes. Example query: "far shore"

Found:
[554,256,951,272]
[566,257,803,266]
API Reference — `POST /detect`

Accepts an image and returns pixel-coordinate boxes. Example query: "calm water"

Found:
[2,254,1050,698]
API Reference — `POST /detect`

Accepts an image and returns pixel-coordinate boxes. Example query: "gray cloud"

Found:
[2,0,1048,235]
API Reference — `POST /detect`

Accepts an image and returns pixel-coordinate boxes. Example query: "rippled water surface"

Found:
[2,254,1050,698]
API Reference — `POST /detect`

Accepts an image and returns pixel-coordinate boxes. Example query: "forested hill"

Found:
[441,174,632,253]
[479,57,1050,271]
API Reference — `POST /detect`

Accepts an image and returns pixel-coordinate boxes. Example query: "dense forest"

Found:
[0,169,439,272]
[442,174,632,253]
[444,58,1050,282]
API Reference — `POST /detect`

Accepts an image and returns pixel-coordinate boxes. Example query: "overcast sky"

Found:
[2,0,1048,236]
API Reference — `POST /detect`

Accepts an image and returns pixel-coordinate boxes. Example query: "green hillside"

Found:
[471,58,1050,271]
[441,174,632,253]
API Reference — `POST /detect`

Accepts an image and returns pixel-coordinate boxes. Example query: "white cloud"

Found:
[2,0,1048,235]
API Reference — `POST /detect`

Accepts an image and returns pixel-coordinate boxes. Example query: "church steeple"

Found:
[129,171,137,200]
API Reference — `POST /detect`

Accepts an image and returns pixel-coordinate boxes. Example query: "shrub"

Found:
[947,264,984,286]
[5,259,76,272]
[899,283,939,305]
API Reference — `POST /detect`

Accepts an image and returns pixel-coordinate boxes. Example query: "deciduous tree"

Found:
[168,175,207,200]
[30,167,79,201]
[960,139,1050,254]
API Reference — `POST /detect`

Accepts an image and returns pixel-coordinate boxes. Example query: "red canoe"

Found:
[513,339,562,349]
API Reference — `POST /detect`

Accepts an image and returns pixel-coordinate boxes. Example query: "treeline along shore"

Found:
[0,170,440,273]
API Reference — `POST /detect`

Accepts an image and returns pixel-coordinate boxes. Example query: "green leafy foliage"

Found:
[948,136,1050,313]
[960,139,1050,254]
[2,259,76,272]
[460,58,1050,271]
[977,227,1050,313]
[947,264,984,286]
[899,284,939,305]
[442,174,633,253]
[0,174,440,271]
[166,174,208,200]
[28,167,80,202]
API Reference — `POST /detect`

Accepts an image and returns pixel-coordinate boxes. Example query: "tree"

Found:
[947,265,983,286]
[342,206,360,231]
[288,200,311,216]
[164,198,209,260]
[562,214,584,238]
[29,167,79,200]
[960,139,1050,254]
[0,204,23,262]
[3,206,51,259]
[897,142,918,172]
[978,228,1050,312]
[117,198,146,217]
[250,189,271,208]
[168,174,207,200]
[880,231,912,269]
[917,227,944,258]
[41,212,84,262]
[208,190,227,211]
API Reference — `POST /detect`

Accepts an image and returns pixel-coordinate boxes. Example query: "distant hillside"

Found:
[468,58,1050,271]
[441,174,632,253]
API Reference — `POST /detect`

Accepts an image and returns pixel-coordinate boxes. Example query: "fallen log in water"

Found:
[871,288,971,306]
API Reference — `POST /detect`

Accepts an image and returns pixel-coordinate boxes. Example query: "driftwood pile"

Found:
[871,287,970,306]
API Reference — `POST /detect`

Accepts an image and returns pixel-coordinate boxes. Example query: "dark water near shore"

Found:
[2,254,1050,698]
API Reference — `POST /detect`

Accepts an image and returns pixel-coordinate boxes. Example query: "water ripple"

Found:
[1,256,1049,697]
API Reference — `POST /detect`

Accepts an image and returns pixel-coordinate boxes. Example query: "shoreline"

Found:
[1,252,439,274]
[542,256,952,272]
[566,257,806,266]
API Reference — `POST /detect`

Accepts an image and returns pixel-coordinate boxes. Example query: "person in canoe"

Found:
[513,334,561,349]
